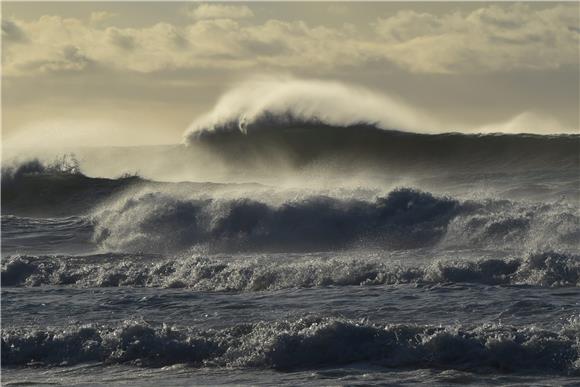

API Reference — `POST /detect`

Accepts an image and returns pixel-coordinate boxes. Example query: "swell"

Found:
[3,251,578,289]
[1,215,95,256]
[187,118,580,173]
[2,316,579,374]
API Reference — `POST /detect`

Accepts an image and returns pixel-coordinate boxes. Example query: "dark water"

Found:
[2,126,579,385]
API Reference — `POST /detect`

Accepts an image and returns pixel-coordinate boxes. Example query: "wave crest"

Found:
[92,188,460,253]
[88,188,579,254]
[3,251,578,289]
[2,317,578,373]
[184,77,432,140]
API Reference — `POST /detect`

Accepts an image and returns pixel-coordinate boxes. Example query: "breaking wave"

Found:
[183,77,577,138]
[2,185,577,257]
[186,120,579,174]
[182,78,579,174]
[2,316,579,374]
[91,188,460,253]
[184,77,433,137]
[3,187,577,255]
[88,188,579,254]
[1,154,82,181]
[3,251,579,289]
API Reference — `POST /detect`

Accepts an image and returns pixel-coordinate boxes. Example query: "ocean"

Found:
[2,122,579,385]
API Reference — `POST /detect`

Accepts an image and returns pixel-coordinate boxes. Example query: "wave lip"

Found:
[2,317,579,374]
[3,251,578,290]
[184,77,431,140]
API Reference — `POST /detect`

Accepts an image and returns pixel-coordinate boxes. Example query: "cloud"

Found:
[374,10,443,42]
[89,11,117,26]
[185,4,254,20]
[2,19,28,43]
[2,4,578,76]
[372,4,579,73]
[107,27,138,50]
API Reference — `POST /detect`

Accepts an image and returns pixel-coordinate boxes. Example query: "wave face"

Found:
[87,187,579,254]
[185,119,580,175]
[3,317,579,374]
[92,188,461,253]
[180,79,579,176]
[3,251,578,289]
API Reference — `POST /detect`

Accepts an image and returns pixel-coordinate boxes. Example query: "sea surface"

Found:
[2,124,580,386]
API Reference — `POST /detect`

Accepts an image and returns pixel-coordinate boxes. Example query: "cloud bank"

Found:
[2,3,578,76]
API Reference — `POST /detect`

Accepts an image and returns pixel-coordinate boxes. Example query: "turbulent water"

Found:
[2,120,580,386]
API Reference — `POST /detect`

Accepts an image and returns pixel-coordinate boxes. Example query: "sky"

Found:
[2,2,579,147]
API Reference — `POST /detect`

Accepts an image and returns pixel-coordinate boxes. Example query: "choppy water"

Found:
[2,128,580,385]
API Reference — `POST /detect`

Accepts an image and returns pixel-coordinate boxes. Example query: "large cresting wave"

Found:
[183,79,579,174]
[185,77,435,137]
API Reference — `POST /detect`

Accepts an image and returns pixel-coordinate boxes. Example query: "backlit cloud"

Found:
[373,4,579,73]
[1,3,578,76]
[185,4,254,20]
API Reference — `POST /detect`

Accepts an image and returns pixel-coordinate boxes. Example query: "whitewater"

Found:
[2,80,580,386]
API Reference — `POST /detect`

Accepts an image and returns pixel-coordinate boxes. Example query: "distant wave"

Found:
[1,155,82,180]
[1,158,145,217]
[3,316,579,374]
[186,118,580,173]
[181,77,579,174]
[3,251,578,289]
[184,77,576,138]
[184,77,434,137]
